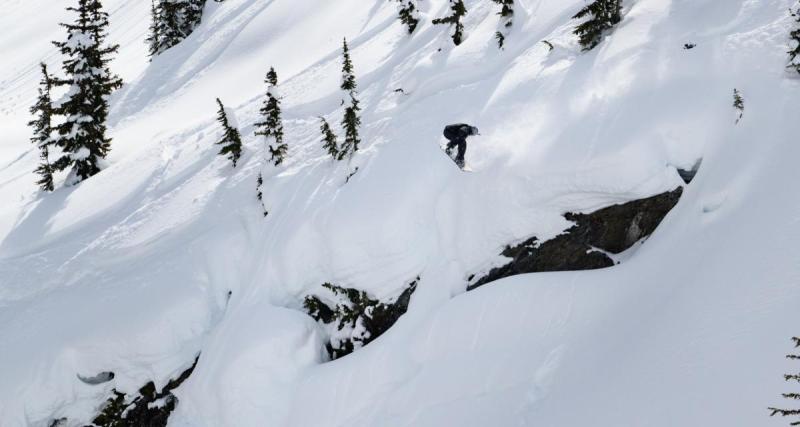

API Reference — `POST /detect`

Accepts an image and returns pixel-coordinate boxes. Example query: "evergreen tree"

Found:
[395,0,420,34]
[789,2,800,74]
[51,0,123,183]
[147,0,206,56]
[495,31,506,49]
[733,88,744,124]
[339,96,362,160]
[340,38,357,93]
[338,39,362,159]
[572,0,622,51]
[320,117,339,159]
[768,337,800,426]
[492,0,514,49]
[145,0,161,57]
[214,98,243,167]
[28,63,56,192]
[493,0,514,21]
[432,0,467,46]
[254,67,286,166]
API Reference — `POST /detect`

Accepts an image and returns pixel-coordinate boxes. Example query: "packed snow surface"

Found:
[1,0,799,425]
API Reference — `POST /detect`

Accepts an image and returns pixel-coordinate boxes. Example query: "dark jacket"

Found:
[443,124,478,141]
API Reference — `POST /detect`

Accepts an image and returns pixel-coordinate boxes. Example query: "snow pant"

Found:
[446,138,466,168]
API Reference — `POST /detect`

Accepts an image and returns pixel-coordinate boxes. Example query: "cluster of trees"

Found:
[207,38,363,213]
[146,0,208,57]
[27,0,215,192]
[28,0,800,197]
[213,38,363,168]
[29,0,122,191]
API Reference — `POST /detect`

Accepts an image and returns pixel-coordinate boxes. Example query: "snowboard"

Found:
[439,140,472,172]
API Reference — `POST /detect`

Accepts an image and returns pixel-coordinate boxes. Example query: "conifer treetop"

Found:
[266,67,278,86]
[341,38,357,93]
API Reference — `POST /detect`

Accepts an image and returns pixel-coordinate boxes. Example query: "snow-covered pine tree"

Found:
[338,39,362,159]
[254,67,287,166]
[28,63,56,192]
[395,0,420,34]
[214,98,243,167]
[572,0,622,51]
[733,88,744,124]
[320,117,339,159]
[147,0,206,57]
[492,0,514,49]
[51,0,123,183]
[182,0,206,35]
[432,0,467,46]
[789,2,800,74]
[768,337,800,425]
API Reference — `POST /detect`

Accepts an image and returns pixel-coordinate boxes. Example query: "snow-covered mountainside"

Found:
[1,0,799,425]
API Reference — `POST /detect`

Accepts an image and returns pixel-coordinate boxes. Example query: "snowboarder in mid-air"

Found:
[442,123,479,169]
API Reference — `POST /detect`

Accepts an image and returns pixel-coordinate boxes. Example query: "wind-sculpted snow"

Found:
[1,0,800,426]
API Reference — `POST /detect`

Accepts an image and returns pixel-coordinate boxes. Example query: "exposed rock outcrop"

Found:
[304,278,418,360]
[86,355,199,427]
[677,159,702,184]
[468,188,683,290]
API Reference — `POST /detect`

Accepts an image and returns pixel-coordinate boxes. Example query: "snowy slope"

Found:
[1,0,799,425]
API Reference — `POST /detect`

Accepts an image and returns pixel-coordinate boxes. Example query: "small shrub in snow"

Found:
[304,278,419,360]
[768,337,800,425]
[214,98,243,167]
[255,67,287,166]
[256,172,268,217]
[433,0,467,46]
[51,0,123,184]
[394,0,420,34]
[733,88,744,124]
[572,0,622,51]
[28,63,56,192]
[492,0,514,49]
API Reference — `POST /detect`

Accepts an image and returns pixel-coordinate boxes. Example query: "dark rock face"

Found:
[86,355,199,427]
[468,188,683,291]
[304,277,418,360]
[677,159,702,184]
